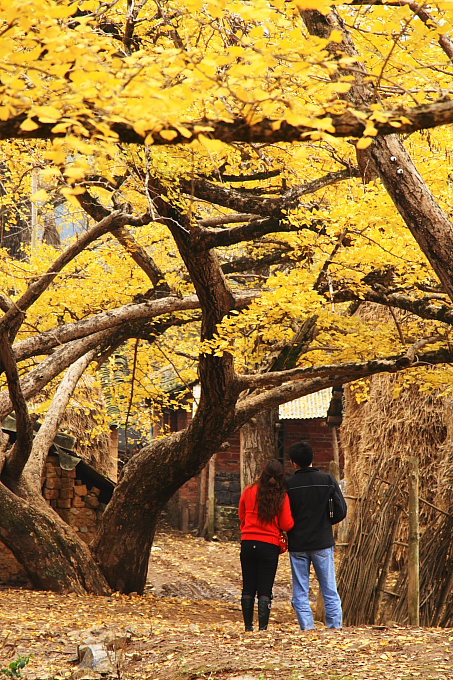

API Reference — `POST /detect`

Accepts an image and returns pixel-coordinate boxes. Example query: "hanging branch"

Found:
[0,332,34,482]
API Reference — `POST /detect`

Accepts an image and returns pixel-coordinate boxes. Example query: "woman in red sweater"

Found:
[238,458,294,632]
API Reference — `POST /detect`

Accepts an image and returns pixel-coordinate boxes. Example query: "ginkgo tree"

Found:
[2,0,453,595]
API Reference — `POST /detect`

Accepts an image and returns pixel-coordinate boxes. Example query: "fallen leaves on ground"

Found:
[0,529,452,680]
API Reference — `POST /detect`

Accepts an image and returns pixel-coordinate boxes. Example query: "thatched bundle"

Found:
[339,373,453,626]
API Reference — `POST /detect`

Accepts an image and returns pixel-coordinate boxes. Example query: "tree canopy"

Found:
[2,0,453,594]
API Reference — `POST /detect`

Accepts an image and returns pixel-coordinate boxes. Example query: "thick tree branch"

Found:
[198,213,257,227]
[22,350,96,491]
[0,293,12,314]
[0,332,34,482]
[330,286,453,325]
[193,216,322,251]
[12,291,258,363]
[75,189,166,289]
[234,346,453,428]
[0,330,115,422]
[216,169,282,183]
[2,98,453,146]
[302,8,453,304]
[111,226,168,289]
[182,167,360,217]
[221,248,292,276]
[123,0,148,53]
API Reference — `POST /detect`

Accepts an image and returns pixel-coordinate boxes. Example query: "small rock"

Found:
[77,643,114,674]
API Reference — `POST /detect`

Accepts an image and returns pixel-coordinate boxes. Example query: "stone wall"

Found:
[215,505,240,540]
[215,471,241,507]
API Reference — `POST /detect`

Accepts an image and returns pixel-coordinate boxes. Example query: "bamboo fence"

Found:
[338,374,453,626]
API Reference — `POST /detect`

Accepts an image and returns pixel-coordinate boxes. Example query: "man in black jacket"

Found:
[286,440,347,630]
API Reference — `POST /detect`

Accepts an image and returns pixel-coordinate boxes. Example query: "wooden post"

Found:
[109,427,119,482]
[197,464,207,534]
[331,427,340,478]
[408,455,420,626]
[206,454,216,539]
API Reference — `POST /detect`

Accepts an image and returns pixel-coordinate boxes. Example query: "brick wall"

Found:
[0,453,108,585]
[281,419,338,473]
[0,544,27,585]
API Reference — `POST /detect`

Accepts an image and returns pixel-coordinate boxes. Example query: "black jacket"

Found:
[286,467,347,552]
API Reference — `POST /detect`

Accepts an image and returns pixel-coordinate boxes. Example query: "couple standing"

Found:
[238,440,347,632]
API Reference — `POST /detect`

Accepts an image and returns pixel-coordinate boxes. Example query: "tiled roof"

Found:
[279,388,332,420]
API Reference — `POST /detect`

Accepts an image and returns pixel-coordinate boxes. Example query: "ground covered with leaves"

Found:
[1,529,452,680]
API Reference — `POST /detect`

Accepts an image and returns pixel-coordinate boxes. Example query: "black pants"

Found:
[240,540,280,599]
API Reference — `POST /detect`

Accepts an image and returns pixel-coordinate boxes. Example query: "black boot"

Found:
[258,596,271,631]
[241,595,255,631]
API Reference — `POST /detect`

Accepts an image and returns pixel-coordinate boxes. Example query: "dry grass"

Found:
[339,371,453,626]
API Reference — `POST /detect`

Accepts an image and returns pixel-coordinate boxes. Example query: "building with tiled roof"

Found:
[279,389,333,420]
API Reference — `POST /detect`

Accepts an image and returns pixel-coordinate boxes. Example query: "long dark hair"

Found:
[256,459,286,524]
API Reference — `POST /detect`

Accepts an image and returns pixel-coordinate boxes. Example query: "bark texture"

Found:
[240,408,279,489]
[0,486,110,594]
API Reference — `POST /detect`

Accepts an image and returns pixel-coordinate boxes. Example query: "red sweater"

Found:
[239,483,294,546]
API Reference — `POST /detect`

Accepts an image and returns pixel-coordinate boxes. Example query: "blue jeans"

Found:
[290,547,342,630]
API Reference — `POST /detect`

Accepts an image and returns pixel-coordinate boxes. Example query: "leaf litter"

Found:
[0,528,452,680]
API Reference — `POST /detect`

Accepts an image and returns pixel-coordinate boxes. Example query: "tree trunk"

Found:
[94,409,240,593]
[0,484,110,594]
[240,407,279,489]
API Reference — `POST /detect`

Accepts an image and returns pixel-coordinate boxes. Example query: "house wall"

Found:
[0,453,108,585]
[280,419,338,474]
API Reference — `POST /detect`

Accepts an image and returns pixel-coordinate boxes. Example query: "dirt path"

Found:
[1,529,452,680]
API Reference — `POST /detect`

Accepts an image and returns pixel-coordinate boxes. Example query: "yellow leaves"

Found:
[47,3,76,19]
[32,105,61,124]
[43,147,67,164]
[78,0,98,8]
[159,129,179,141]
[0,1,452,411]
[198,134,230,155]
[355,117,379,148]
[31,189,50,202]
[294,0,332,12]
[285,110,321,129]
[328,29,346,47]
[176,125,195,138]
[64,167,87,181]
[20,118,40,131]
[133,120,152,138]
[60,186,86,204]
[356,137,374,150]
